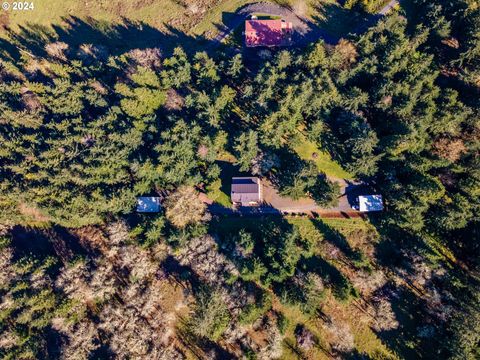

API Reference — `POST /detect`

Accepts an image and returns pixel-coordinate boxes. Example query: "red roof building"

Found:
[245,19,293,47]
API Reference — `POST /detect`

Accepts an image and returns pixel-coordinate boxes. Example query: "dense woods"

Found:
[0,0,479,358]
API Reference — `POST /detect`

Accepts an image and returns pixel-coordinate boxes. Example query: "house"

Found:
[136,197,161,213]
[245,18,293,47]
[358,195,383,212]
[231,177,262,206]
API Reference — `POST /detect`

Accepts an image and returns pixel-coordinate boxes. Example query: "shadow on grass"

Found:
[311,218,371,272]
[311,2,380,41]
[299,255,357,302]
[162,255,202,292]
[176,321,236,360]
[0,15,218,63]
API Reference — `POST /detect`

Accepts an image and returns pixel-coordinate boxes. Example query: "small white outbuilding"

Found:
[358,195,384,212]
[136,197,161,213]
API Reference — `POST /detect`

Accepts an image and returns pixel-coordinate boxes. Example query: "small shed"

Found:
[231,177,262,206]
[136,197,161,213]
[358,195,383,212]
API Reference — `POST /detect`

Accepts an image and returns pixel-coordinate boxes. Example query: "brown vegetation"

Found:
[165,186,208,228]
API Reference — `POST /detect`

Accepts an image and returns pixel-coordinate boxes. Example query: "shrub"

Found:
[276,312,290,335]
[188,287,230,341]
[238,292,272,325]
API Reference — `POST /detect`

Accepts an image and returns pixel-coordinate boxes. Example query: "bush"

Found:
[189,287,230,341]
[238,292,272,325]
[164,186,207,229]
[276,312,290,335]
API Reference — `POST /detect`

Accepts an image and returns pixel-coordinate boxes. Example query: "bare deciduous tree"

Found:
[164,186,207,228]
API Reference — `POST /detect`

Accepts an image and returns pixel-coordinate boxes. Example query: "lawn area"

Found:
[1,0,367,49]
[210,216,370,236]
[252,14,283,20]
[292,134,354,180]
[190,0,253,37]
[206,179,232,207]
[2,0,183,32]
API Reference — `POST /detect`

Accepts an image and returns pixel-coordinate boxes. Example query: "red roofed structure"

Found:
[245,19,293,47]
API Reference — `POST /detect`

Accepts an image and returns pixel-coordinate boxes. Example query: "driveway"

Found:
[211,1,337,46]
[205,177,370,216]
[262,177,367,213]
[211,0,399,47]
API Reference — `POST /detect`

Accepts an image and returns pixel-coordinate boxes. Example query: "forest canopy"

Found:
[0,1,479,359]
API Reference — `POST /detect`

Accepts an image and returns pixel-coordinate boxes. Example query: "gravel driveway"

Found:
[212,1,337,46]
[211,0,398,47]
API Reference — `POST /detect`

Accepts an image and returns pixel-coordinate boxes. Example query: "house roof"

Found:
[358,195,383,212]
[245,19,292,47]
[136,197,161,213]
[231,177,260,204]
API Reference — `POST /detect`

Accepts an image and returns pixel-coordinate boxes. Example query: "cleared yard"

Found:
[292,134,354,180]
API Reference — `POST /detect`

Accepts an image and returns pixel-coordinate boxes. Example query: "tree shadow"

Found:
[176,322,237,360]
[373,284,445,359]
[9,225,89,262]
[311,218,367,266]
[311,3,372,41]
[10,225,57,261]
[0,15,217,63]
[298,255,357,302]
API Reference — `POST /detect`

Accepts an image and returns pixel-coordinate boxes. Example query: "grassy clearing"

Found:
[191,0,321,37]
[206,179,232,207]
[190,0,253,37]
[252,14,283,20]
[211,216,370,235]
[292,134,354,180]
[3,0,183,32]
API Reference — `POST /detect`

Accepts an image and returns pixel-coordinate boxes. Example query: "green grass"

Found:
[211,216,369,235]
[191,0,320,38]
[2,0,364,49]
[3,0,183,33]
[206,179,232,207]
[288,217,369,231]
[190,0,254,37]
[292,135,354,180]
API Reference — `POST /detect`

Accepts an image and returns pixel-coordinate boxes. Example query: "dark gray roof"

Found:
[231,177,260,203]
[231,177,259,193]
